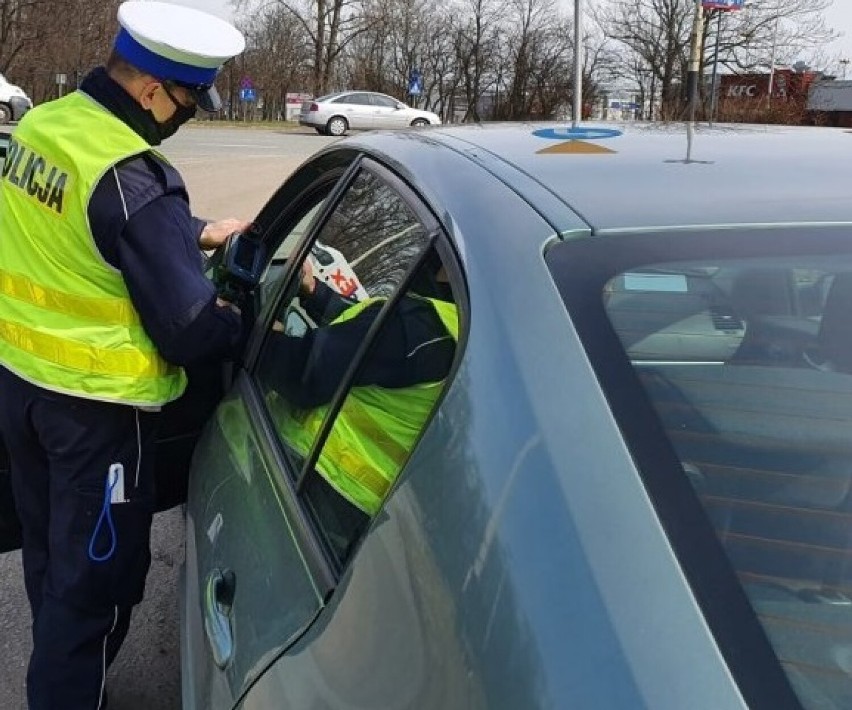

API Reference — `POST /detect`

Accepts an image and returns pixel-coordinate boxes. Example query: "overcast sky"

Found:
[163,0,852,65]
[824,1,852,62]
[160,0,233,21]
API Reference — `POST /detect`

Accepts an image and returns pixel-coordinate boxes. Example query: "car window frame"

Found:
[369,94,398,108]
[246,155,464,578]
[544,226,852,710]
[334,93,368,106]
[221,152,365,598]
[242,150,363,366]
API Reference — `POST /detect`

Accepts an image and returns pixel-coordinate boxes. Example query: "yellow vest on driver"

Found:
[272,296,458,516]
[0,91,187,406]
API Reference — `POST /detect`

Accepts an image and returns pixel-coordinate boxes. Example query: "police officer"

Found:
[0,3,247,708]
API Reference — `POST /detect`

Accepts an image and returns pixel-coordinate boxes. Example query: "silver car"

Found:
[4,122,852,709]
[298,90,441,136]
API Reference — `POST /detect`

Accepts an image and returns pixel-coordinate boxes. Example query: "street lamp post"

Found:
[573,0,583,128]
[686,0,706,122]
[709,10,723,123]
[767,13,780,108]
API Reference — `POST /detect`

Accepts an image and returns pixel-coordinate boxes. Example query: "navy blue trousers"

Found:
[0,367,159,710]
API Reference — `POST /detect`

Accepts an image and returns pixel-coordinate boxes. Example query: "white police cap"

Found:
[114,1,245,111]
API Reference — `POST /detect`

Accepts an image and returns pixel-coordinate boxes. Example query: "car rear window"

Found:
[548,229,852,710]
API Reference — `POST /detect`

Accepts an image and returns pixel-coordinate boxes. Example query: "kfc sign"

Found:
[727,84,758,98]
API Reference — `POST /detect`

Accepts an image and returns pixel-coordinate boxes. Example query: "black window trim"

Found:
[228,152,367,599]
[244,152,365,368]
[542,225,852,710]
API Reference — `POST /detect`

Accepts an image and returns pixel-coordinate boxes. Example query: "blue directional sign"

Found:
[533,127,623,141]
[701,0,744,9]
[408,69,423,97]
[240,87,256,102]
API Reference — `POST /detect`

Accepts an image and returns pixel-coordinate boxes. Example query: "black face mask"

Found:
[157,102,196,139]
[151,84,197,140]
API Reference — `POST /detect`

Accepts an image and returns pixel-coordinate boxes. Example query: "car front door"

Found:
[330,93,372,130]
[182,150,461,709]
[367,94,403,128]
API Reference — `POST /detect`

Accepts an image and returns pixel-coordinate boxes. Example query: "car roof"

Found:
[324,90,396,100]
[350,122,852,234]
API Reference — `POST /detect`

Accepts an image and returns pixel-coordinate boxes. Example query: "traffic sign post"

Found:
[237,77,257,121]
[407,69,422,107]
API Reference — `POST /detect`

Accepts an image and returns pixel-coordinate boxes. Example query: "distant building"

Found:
[807,80,852,127]
[718,69,820,104]
[592,84,651,121]
[715,69,822,124]
[285,92,312,122]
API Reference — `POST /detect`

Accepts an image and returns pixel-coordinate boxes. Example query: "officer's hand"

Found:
[216,297,241,315]
[199,219,252,250]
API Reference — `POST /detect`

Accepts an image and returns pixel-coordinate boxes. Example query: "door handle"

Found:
[203,568,236,668]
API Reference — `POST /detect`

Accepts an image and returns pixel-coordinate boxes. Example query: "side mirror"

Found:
[396,103,406,110]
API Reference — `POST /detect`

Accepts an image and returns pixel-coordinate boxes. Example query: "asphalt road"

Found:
[0,123,336,710]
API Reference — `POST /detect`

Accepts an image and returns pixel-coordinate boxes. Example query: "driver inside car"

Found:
[264,250,458,517]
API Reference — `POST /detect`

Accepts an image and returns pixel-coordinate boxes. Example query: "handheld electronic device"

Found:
[210,229,267,304]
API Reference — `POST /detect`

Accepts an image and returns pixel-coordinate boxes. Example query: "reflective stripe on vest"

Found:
[272,295,458,515]
[0,91,186,405]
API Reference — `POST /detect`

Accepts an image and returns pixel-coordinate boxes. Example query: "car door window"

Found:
[335,93,369,106]
[370,94,397,108]
[256,201,326,308]
[254,165,458,568]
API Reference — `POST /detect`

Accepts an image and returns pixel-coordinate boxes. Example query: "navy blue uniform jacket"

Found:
[81,67,243,366]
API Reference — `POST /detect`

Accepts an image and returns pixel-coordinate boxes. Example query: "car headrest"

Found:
[818,273,852,373]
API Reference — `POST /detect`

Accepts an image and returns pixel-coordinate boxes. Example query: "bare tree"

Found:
[597,0,836,120]
[452,0,504,121]
[420,12,462,119]
[5,0,120,103]
[595,0,694,119]
[237,6,313,119]
[497,0,554,118]
[238,0,374,95]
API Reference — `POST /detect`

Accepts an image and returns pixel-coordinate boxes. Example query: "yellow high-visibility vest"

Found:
[0,91,186,406]
[271,296,458,515]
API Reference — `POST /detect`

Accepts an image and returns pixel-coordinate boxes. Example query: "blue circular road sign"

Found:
[533,127,623,141]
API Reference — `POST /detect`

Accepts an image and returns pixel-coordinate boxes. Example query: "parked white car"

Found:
[299,90,441,136]
[0,74,32,124]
